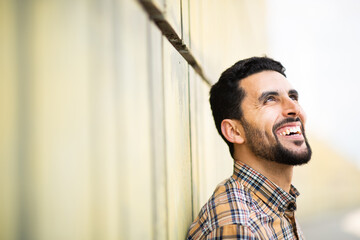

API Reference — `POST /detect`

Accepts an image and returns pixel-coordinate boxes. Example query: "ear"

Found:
[221,119,245,144]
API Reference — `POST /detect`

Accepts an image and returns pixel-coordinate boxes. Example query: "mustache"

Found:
[272,117,302,133]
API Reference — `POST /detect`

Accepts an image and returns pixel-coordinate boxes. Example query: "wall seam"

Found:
[15,0,32,239]
[186,0,195,221]
[160,34,170,240]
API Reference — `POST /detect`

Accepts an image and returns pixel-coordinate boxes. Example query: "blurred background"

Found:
[1,0,360,239]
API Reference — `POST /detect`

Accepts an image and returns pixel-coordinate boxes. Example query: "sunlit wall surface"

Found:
[0,0,267,239]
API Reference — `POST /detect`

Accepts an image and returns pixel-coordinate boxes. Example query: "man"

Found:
[187,57,312,239]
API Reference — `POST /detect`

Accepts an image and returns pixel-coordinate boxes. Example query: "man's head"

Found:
[210,57,311,165]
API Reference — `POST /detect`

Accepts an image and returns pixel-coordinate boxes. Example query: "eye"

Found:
[289,94,298,101]
[264,96,276,103]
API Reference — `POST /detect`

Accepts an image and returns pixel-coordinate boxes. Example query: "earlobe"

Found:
[221,119,245,144]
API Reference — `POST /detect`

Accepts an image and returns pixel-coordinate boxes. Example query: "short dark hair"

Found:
[209,56,286,157]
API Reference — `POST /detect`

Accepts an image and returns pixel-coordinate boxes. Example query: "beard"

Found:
[240,117,312,166]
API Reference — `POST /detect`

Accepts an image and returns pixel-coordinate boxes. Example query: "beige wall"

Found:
[0,0,268,239]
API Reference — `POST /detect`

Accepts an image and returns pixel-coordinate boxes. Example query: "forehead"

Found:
[239,70,293,97]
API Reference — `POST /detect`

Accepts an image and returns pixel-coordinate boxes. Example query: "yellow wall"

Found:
[0,0,271,239]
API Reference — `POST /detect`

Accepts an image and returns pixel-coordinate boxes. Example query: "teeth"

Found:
[279,126,302,136]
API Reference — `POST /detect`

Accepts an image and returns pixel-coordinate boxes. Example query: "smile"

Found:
[278,126,302,136]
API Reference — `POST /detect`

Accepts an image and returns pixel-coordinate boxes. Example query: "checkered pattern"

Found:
[187,161,305,239]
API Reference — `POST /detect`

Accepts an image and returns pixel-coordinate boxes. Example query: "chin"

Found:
[273,143,312,166]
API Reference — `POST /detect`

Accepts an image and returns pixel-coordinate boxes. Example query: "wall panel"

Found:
[163,39,192,240]
[118,0,153,239]
[188,68,200,216]
[0,1,18,240]
[148,17,168,240]
[88,0,120,239]
[29,1,92,239]
[164,0,182,39]
[181,0,190,46]
[188,0,204,65]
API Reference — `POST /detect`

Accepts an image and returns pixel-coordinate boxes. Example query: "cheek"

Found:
[261,113,278,131]
[299,107,307,124]
[263,120,277,139]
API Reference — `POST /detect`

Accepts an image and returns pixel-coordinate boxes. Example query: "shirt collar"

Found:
[232,161,300,213]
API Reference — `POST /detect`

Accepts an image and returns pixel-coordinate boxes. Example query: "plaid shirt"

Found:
[187,161,304,239]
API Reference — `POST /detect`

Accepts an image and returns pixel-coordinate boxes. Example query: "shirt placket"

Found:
[284,203,301,240]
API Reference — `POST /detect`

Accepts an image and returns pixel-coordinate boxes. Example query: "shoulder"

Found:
[187,177,257,239]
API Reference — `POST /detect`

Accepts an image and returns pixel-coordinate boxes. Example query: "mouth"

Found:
[275,124,304,140]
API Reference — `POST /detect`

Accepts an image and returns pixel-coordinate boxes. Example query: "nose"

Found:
[282,97,301,117]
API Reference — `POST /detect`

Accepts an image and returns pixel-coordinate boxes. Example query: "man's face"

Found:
[239,70,311,165]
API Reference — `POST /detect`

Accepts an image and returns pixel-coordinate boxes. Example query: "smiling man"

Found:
[187,57,312,239]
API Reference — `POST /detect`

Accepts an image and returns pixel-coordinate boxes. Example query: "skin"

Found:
[221,70,308,192]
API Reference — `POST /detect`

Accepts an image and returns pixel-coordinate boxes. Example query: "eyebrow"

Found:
[288,89,299,96]
[258,89,299,102]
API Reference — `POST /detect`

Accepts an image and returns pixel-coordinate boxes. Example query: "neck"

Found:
[233,147,294,192]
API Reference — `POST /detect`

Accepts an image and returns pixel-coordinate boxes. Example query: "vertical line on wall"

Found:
[186,0,195,221]
[111,0,123,238]
[160,33,170,239]
[180,0,183,40]
[114,0,129,238]
[88,1,99,239]
[188,65,194,222]
[146,17,169,239]
[15,0,32,239]
[161,34,170,240]
[147,20,157,240]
